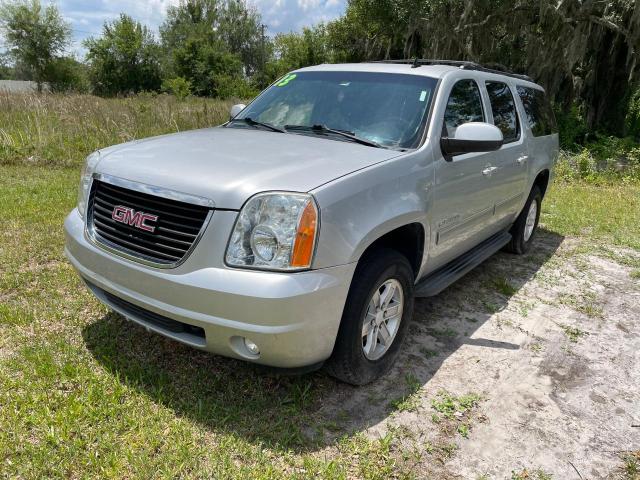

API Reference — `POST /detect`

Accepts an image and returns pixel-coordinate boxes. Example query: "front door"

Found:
[431,79,500,266]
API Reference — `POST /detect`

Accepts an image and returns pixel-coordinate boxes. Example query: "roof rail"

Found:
[370,59,534,82]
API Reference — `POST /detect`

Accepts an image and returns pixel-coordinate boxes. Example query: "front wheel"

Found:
[505,185,542,255]
[326,249,415,385]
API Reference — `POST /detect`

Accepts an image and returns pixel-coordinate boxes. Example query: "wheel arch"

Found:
[354,220,427,279]
[533,169,550,197]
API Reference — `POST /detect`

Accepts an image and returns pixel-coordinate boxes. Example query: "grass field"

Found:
[1,94,639,478]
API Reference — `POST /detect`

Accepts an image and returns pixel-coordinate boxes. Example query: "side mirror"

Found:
[441,122,503,158]
[229,103,246,120]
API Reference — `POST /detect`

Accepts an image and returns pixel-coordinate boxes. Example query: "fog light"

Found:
[244,338,260,355]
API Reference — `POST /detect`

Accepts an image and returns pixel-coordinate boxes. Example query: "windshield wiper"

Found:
[284,124,382,148]
[228,117,286,133]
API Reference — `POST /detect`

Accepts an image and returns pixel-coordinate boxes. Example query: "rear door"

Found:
[431,78,501,264]
[483,80,528,226]
[516,86,560,194]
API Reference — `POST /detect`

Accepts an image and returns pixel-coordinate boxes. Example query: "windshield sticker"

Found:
[419,90,428,102]
[276,74,297,87]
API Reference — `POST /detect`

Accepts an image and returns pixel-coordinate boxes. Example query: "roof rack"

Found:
[371,59,534,82]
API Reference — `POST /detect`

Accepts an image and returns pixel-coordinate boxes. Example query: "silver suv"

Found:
[65,60,559,385]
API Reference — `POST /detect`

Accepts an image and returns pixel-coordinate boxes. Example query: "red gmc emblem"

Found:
[111,205,158,233]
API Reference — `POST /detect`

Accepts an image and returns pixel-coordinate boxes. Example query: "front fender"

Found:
[311,149,434,270]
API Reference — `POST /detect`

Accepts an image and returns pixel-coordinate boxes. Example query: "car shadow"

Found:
[82,228,564,454]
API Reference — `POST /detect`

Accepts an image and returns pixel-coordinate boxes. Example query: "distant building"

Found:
[0,80,49,92]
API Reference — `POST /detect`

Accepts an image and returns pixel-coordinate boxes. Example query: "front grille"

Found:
[88,179,211,266]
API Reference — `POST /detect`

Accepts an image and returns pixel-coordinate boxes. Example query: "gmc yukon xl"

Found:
[64,60,559,385]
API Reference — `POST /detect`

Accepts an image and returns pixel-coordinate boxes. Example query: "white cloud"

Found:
[249,0,345,33]
[46,0,346,55]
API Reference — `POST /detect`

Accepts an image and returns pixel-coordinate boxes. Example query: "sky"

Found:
[52,0,347,55]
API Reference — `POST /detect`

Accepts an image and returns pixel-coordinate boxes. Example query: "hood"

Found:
[95,127,403,209]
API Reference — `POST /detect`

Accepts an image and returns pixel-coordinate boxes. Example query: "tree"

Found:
[84,14,162,96]
[261,24,333,85]
[46,56,89,93]
[0,53,13,79]
[0,0,71,91]
[326,0,640,136]
[218,0,264,76]
[160,0,263,97]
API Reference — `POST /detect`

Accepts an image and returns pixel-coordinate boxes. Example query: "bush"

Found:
[211,75,259,100]
[555,103,589,149]
[555,137,640,183]
[46,57,90,93]
[625,87,640,138]
[162,77,191,100]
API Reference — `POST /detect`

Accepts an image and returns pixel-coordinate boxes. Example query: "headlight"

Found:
[77,151,100,218]
[226,192,319,271]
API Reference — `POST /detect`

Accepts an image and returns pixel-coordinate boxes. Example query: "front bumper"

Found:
[64,210,356,368]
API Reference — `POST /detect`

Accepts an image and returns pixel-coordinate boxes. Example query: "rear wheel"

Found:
[326,249,414,385]
[505,185,542,255]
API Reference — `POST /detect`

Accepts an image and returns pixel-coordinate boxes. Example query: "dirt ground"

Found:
[309,229,640,479]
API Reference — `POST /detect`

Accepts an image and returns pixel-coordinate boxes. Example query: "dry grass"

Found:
[0,91,235,167]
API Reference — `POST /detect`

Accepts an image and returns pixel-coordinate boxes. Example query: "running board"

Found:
[415,231,512,297]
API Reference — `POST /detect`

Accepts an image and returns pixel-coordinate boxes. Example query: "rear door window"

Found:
[516,86,557,137]
[443,79,484,138]
[486,81,519,143]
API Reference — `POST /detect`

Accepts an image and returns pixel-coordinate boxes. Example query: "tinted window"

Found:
[516,86,557,137]
[486,81,519,143]
[235,71,438,149]
[443,80,484,137]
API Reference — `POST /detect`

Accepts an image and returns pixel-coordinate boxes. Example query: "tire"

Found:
[325,248,415,385]
[504,185,542,255]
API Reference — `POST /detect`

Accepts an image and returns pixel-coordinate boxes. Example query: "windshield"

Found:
[232,71,438,149]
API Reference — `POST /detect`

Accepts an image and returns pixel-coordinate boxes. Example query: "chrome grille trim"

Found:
[85,174,214,269]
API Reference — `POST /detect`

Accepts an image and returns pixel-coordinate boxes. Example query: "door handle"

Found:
[516,155,529,165]
[482,166,497,176]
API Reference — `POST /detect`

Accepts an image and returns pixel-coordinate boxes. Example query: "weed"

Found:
[493,277,518,296]
[431,390,482,435]
[426,327,458,339]
[558,323,589,342]
[511,468,553,480]
[482,300,501,314]
[558,292,603,318]
[424,441,458,462]
[420,347,439,358]
[529,343,544,353]
[622,450,640,479]
[389,374,422,412]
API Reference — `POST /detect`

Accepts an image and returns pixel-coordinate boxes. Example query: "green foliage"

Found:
[0,53,13,79]
[212,74,259,99]
[511,469,553,480]
[625,87,640,139]
[0,0,71,90]
[162,76,192,99]
[84,14,162,96]
[0,92,235,167]
[555,136,640,183]
[622,451,640,479]
[555,104,588,149]
[431,391,480,420]
[265,25,333,81]
[46,56,90,93]
[160,0,263,97]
